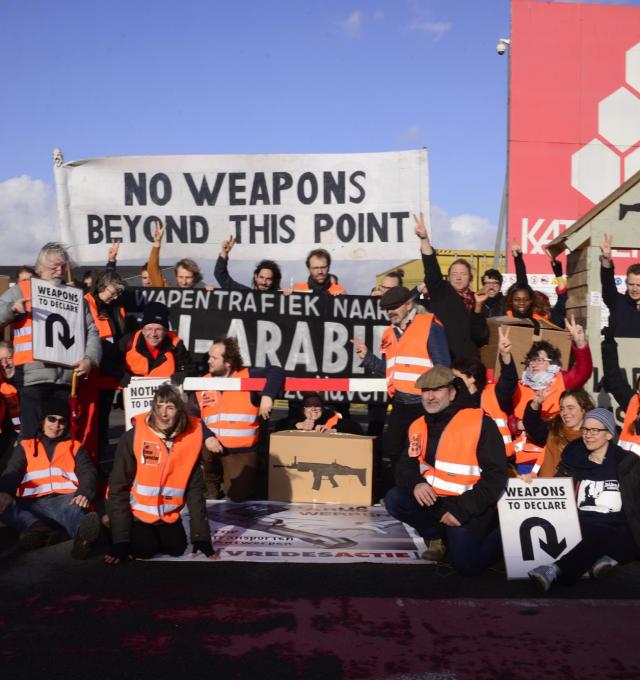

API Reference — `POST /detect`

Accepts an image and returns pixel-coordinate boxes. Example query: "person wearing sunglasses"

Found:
[0,398,100,558]
[528,408,640,592]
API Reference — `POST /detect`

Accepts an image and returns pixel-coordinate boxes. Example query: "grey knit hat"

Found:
[584,408,616,436]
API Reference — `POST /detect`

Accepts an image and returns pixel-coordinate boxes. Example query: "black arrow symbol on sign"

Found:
[519,516,567,560]
[45,313,75,350]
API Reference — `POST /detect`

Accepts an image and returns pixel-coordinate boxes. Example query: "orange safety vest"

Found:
[619,394,640,457]
[292,282,345,296]
[12,280,34,366]
[408,408,484,496]
[0,381,20,434]
[324,412,341,429]
[125,329,180,378]
[514,373,565,420]
[196,368,260,449]
[380,314,435,398]
[510,432,545,476]
[481,384,512,446]
[505,310,562,329]
[129,414,203,524]
[84,293,125,342]
[16,438,82,498]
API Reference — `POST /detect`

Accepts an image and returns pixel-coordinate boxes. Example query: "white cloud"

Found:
[338,11,363,38]
[430,204,497,250]
[409,21,452,40]
[0,176,58,265]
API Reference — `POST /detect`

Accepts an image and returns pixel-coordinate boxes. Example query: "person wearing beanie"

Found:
[120,301,194,386]
[275,392,363,435]
[0,398,100,558]
[529,409,640,592]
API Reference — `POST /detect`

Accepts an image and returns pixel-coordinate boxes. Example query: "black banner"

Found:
[130,288,389,403]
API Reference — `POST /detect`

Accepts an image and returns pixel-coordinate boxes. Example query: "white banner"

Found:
[152,501,426,563]
[53,149,429,263]
[123,377,171,429]
[498,478,582,580]
[31,278,85,367]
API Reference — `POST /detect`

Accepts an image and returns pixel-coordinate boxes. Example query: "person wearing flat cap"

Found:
[529,407,640,592]
[0,398,100,558]
[384,364,508,575]
[352,286,450,496]
[120,301,194,386]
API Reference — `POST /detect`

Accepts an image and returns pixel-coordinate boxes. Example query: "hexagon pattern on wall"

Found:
[571,42,640,204]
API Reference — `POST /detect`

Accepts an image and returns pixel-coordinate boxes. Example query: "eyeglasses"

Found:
[581,427,608,435]
[529,357,550,365]
[46,415,67,425]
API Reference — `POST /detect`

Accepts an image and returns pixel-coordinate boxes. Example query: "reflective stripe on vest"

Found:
[12,280,34,366]
[381,315,436,398]
[16,438,82,498]
[619,394,640,457]
[125,330,180,378]
[481,384,512,445]
[196,368,259,449]
[130,414,203,524]
[408,408,484,497]
[511,434,545,476]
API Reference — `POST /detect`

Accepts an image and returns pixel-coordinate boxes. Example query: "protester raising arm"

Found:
[147,221,169,288]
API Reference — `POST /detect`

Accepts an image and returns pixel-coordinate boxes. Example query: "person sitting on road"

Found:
[0,398,100,558]
[384,365,507,576]
[105,384,216,564]
[528,408,640,592]
[275,392,363,435]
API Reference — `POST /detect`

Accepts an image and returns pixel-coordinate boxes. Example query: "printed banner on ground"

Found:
[54,149,429,263]
[498,478,582,580]
[130,288,390,404]
[152,501,425,563]
[31,278,85,367]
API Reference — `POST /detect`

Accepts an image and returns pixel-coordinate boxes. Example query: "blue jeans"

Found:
[0,493,87,537]
[385,486,502,576]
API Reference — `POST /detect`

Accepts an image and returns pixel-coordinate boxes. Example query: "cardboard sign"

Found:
[498,478,582,579]
[123,377,171,430]
[268,431,374,505]
[30,278,85,367]
[481,317,571,381]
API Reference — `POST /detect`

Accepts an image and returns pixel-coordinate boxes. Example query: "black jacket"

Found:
[557,439,640,551]
[601,265,640,338]
[422,251,489,360]
[395,402,507,530]
[107,426,211,545]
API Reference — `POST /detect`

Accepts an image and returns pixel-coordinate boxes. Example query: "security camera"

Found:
[496,38,510,55]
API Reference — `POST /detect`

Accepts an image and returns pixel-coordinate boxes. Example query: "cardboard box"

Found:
[481,317,572,381]
[268,431,374,505]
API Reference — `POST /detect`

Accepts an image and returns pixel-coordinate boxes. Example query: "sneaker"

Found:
[528,564,558,593]
[421,538,447,562]
[71,512,101,560]
[591,555,618,580]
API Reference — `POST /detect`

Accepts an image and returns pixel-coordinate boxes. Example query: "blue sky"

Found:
[1,0,636,291]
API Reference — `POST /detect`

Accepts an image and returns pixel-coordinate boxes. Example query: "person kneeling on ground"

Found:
[384,365,508,576]
[105,384,217,564]
[275,392,363,434]
[528,408,640,592]
[0,398,100,558]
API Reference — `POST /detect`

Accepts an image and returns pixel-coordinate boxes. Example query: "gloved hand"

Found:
[104,542,132,564]
[192,540,215,558]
